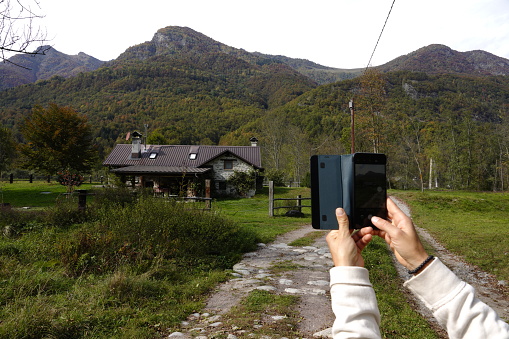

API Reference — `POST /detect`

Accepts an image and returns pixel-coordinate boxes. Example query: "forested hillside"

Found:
[248,70,509,191]
[2,26,509,191]
[0,49,316,157]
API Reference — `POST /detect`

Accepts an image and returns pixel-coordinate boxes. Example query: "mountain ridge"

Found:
[2,27,509,91]
[0,47,104,91]
[377,44,509,76]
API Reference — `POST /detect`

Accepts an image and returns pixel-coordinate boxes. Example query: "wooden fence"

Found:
[268,181,311,216]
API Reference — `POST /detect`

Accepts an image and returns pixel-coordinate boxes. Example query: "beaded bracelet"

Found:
[408,255,435,275]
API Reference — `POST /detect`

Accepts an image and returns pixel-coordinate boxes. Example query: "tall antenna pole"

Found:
[349,99,355,154]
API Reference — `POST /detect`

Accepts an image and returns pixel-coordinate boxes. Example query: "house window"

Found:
[224,160,234,170]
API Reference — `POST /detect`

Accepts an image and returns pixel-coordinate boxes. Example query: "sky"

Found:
[30,0,509,69]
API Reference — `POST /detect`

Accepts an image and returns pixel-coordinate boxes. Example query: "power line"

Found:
[365,0,397,72]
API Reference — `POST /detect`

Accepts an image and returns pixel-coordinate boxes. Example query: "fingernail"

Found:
[336,208,345,216]
[371,216,380,223]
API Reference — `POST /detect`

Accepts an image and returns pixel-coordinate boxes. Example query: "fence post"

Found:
[269,181,274,217]
[205,179,211,210]
[77,190,87,210]
[297,195,302,212]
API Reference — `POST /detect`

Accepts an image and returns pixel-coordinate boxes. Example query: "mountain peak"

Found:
[378,44,509,76]
[117,26,229,61]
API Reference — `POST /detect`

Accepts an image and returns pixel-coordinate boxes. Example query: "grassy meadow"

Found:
[0,180,507,338]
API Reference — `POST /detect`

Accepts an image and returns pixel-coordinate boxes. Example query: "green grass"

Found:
[215,186,312,243]
[4,183,504,338]
[392,190,509,282]
[288,230,323,247]
[221,289,301,337]
[0,180,99,208]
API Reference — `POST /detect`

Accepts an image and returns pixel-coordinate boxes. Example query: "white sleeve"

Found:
[404,258,509,339]
[330,266,381,339]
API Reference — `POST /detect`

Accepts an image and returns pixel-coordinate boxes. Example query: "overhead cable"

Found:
[365,0,397,72]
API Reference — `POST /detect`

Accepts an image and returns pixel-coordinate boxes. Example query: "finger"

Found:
[335,208,350,237]
[371,215,399,238]
[386,198,404,220]
[355,233,372,251]
[352,226,373,242]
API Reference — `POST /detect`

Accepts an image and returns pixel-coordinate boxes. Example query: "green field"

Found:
[0,182,506,337]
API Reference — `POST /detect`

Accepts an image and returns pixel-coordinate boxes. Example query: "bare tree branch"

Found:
[1,0,48,64]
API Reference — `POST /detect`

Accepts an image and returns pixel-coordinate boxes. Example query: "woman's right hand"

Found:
[371,198,429,271]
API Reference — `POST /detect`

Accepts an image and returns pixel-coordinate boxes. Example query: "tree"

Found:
[1,0,49,64]
[356,68,387,153]
[19,103,98,175]
[0,126,17,176]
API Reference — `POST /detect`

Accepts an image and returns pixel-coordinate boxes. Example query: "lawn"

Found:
[0,179,99,208]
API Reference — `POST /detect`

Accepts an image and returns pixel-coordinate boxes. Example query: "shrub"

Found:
[265,169,286,186]
[227,170,256,197]
[59,196,258,276]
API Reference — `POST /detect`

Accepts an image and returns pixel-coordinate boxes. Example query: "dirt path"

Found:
[167,197,508,338]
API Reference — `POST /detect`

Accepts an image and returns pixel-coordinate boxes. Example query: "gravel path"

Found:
[166,196,508,338]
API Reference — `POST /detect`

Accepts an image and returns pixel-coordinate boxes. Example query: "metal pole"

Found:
[349,99,355,154]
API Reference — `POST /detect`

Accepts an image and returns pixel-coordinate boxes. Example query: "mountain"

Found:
[377,44,509,76]
[114,26,359,84]
[0,47,105,91]
[2,27,509,191]
[0,27,317,152]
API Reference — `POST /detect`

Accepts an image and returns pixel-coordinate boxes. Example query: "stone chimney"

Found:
[250,137,258,147]
[131,131,143,158]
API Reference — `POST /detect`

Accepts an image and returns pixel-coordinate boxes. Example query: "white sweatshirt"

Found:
[329,258,509,339]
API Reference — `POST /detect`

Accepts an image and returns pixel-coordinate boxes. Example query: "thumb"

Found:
[336,208,351,235]
[371,215,397,237]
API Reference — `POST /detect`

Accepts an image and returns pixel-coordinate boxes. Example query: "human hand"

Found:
[326,208,373,267]
[371,198,429,271]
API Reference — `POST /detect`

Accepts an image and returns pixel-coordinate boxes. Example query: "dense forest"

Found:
[2,27,509,191]
[252,70,509,191]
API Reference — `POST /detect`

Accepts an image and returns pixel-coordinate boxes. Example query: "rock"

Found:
[256,285,277,291]
[313,327,333,338]
[168,332,187,338]
[271,315,287,321]
[207,315,222,322]
[285,209,305,217]
[279,278,293,285]
[307,280,329,286]
[209,321,223,327]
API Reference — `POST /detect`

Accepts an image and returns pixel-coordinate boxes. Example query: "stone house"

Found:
[103,133,263,197]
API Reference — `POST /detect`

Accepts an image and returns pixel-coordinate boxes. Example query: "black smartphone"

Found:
[351,153,387,229]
